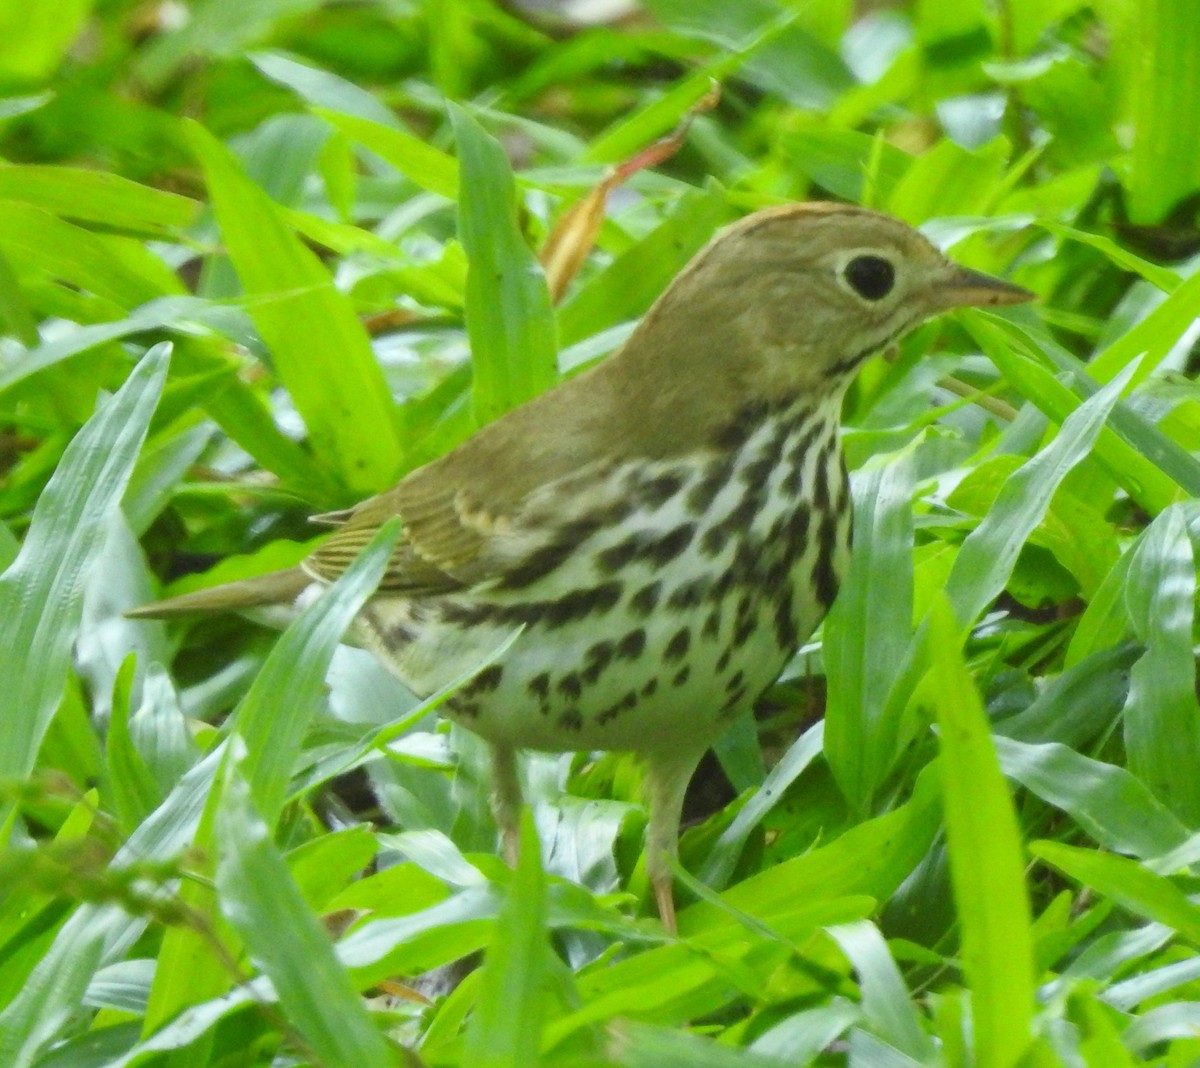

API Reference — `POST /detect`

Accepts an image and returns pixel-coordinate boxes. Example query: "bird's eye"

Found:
[843,255,896,301]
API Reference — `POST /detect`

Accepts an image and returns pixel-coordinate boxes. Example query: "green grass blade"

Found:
[0,345,168,784]
[994,736,1190,859]
[699,721,823,889]
[606,1020,800,1066]
[462,809,551,1068]
[0,164,198,235]
[187,121,403,497]
[1124,0,1200,223]
[0,199,182,307]
[319,109,459,199]
[827,920,936,1063]
[0,745,221,1068]
[1031,841,1200,945]
[1089,267,1200,386]
[824,447,915,812]
[997,643,1139,750]
[1122,506,1200,826]
[1001,315,1200,501]
[231,518,400,827]
[1040,223,1181,294]
[252,51,403,129]
[926,595,1036,1068]
[944,362,1132,628]
[683,766,941,934]
[963,315,1179,513]
[450,104,558,425]
[215,760,397,1067]
[105,655,164,832]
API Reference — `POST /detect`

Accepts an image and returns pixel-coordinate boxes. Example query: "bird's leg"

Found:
[643,748,706,935]
[490,743,522,867]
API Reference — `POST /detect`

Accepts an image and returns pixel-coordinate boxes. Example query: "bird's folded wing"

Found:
[302,479,503,596]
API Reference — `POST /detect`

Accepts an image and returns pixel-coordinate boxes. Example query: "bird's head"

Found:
[629,202,1033,401]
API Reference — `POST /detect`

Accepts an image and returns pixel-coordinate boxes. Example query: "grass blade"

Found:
[462,809,552,1068]
[450,104,558,425]
[824,447,915,812]
[187,121,403,498]
[215,758,396,1067]
[0,345,168,784]
[1032,841,1200,945]
[232,518,401,827]
[944,362,1133,627]
[994,736,1190,859]
[926,595,1036,1068]
[1122,506,1200,825]
[963,315,1178,513]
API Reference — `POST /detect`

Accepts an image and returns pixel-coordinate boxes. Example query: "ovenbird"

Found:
[131,202,1032,931]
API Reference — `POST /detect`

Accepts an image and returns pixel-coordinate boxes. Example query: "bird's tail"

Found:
[126,567,312,620]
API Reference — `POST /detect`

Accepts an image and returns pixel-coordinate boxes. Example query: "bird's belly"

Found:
[356,408,852,755]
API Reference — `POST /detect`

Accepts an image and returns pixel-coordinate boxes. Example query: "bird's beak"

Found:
[927,265,1035,310]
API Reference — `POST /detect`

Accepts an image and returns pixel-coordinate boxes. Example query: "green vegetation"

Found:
[3,1,1200,1064]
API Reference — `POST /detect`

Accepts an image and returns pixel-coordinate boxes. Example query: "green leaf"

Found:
[996,643,1139,750]
[824,447,915,813]
[1122,506,1200,825]
[944,361,1133,627]
[684,766,941,934]
[462,810,552,1068]
[186,120,403,496]
[1089,267,1200,388]
[995,736,1191,859]
[104,655,163,831]
[319,109,460,200]
[1122,0,1200,223]
[0,199,182,308]
[606,1020,796,1066]
[546,896,872,1044]
[215,759,397,1067]
[0,346,168,784]
[780,127,911,204]
[926,595,1036,1068]
[0,164,198,234]
[251,51,403,130]
[827,921,936,1063]
[962,314,1180,514]
[449,104,558,425]
[0,0,94,86]
[1031,841,1200,945]
[1040,222,1181,294]
[231,518,401,827]
[0,746,221,1068]
[699,721,823,889]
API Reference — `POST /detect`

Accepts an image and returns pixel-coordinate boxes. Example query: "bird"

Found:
[130,202,1033,931]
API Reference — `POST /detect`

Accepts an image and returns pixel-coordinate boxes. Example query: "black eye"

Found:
[843,255,895,301]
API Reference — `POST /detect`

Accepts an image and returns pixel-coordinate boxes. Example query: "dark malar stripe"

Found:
[823,315,921,380]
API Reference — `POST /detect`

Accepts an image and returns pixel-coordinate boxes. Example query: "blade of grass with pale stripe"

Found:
[926,595,1036,1068]
[1122,506,1200,826]
[1032,842,1200,946]
[943,362,1135,628]
[462,809,552,1068]
[824,447,916,813]
[963,315,1178,513]
[214,759,398,1068]
[188,121,403,500]
[143,518,401,1031]
[0,344,168,787]
[450,104,558,426]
